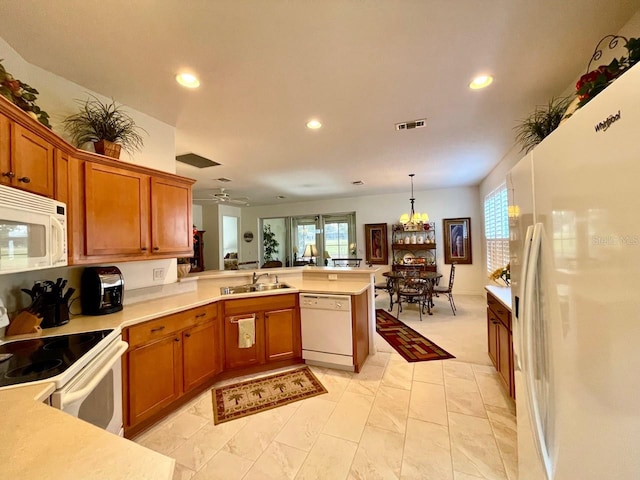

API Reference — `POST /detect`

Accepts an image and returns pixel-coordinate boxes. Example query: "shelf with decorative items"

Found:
[391,222,437,272]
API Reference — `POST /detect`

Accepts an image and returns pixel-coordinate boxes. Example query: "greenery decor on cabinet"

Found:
[63,94,146,158]
[0,59,51,128]
[576,35,640,108]
[514,96,574,153]
[263,224,279,262]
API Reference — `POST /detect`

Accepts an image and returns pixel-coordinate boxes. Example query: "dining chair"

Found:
[396,268,429,321]
[433,262,457,315]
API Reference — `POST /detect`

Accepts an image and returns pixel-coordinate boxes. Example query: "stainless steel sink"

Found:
[220,283,290,295]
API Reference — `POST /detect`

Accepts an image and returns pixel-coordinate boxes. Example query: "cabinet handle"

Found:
[1,171,15,179]
[18,176,31,184]
[150,326,165,333]
[141,247,147,251]
[153,247,159,251]
[491,319,499,324]
[185,333,191,338]
[174,337,180,342]
[195,313,206,318]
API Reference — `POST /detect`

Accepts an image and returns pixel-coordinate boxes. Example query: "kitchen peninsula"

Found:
[0,266,376,480]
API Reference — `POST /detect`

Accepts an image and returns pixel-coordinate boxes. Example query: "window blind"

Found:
[484,183,509,273]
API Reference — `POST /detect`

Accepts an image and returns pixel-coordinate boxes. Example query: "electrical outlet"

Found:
[153,268,165,280]
[328,274,338,281]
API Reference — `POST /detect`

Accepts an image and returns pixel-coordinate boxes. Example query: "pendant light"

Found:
[400,174,428,230]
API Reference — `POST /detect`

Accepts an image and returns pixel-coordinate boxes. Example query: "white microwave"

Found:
[0,184,67,275]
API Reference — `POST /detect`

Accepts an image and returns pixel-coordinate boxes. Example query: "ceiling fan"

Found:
[194,188,250,206]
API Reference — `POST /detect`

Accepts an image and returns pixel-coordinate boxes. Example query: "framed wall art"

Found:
[443,217,472,264]
[364,223,388,265]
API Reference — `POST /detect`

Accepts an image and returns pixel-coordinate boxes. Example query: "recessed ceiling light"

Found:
[352,180,364,186]
[306,119,322,129]
[176,72,200,89]
[469,75,493,89]
[277,195,287,199]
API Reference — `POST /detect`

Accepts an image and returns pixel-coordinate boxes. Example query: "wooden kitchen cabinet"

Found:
[223,293,300,371]
[183,320,222,391]
[265,308,300,362]
[68,155,194,264]
[84,161,150,256]
[0,111,55,198]
[123,303,220,436]
[126,333,182,428]
[487,291,515,398]
[151,176,193,255]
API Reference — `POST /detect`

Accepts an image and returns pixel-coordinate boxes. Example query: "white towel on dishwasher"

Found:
[237,317,255,348]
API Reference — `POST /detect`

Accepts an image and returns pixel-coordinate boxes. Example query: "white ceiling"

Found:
[1,1,638,205]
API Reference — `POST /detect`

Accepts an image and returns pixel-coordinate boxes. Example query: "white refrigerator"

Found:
[508,62,640,480]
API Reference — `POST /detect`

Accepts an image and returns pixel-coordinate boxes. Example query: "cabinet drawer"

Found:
[127,304,217,348]
[487,293,511,330]
[223,293,297,316]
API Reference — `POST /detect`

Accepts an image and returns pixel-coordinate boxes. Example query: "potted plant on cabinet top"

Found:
[63,94,146,159]
[514,96,574,153]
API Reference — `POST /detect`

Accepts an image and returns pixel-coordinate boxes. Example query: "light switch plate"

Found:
[153,268,165,281]
[328,274,338,281]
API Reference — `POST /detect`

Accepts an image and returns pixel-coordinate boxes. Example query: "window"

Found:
[484,183,509,273]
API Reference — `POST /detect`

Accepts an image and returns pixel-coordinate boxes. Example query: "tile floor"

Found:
[134,294,518,480]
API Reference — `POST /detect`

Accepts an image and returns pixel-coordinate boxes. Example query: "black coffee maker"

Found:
[81,266,124,315]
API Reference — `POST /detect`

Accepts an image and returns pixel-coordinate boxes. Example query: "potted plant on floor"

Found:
[63,94,146,159]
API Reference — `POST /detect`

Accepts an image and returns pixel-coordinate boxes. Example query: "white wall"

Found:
[241,186,483,295]
[0,36,181,305]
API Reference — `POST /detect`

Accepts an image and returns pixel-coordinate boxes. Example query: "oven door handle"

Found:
[60,340,128,409]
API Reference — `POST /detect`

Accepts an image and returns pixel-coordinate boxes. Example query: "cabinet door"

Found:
[126,334,182,427]
[487,308,499,367]
[0,113,10,185]
[84,162,150,256]
[183,320,222,392]
[10,123,55,197]
[497,321,513,396]
[265,308,300,362]
[224,313,265,369]
[150,176,192,255]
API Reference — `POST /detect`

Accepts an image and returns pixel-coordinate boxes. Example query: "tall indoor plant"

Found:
[63,95,146,159]
[263,225,279,262]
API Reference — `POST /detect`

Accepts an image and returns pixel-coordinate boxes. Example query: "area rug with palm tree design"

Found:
[376,309,455,362]
[211,366,327,424]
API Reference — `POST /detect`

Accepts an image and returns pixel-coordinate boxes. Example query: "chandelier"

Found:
[399,174,429,230]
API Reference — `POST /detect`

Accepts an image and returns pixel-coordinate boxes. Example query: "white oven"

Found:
[50,336,128,436]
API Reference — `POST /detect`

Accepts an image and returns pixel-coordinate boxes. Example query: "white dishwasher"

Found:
[300,293,353,370]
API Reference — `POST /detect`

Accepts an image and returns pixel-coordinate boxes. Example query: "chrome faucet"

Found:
[252,272,269,284]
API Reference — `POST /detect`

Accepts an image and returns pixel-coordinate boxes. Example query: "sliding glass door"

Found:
[260,212,356,267]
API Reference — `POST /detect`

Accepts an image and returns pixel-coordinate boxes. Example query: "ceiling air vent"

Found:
[216,177,232,183]
[395,118,426,131]
[176,153,220,168]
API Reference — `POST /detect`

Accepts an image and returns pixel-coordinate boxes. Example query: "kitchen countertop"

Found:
[0,267,376,479]
[485,285,512,311]
[0,383,175,480]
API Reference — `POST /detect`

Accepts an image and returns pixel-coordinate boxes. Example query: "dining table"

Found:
[382,270,443,315]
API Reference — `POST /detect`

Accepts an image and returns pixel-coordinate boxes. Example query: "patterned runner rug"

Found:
[212,366,327,424]
[376,309,455,362]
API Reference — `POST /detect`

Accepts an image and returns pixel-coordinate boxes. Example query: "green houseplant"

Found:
[263,225,279,262]
[0,59,51,128]
[63,95,146,159]
[514,96,574,153]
